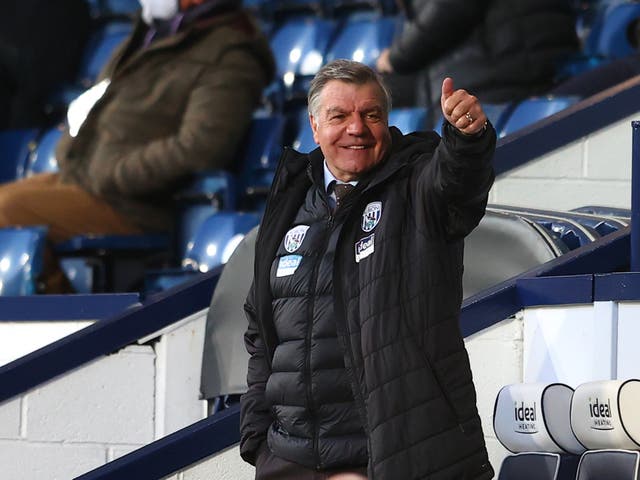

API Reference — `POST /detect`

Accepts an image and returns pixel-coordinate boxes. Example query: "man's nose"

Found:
[346,114,366,134]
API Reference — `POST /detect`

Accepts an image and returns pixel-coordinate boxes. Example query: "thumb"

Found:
[441,77,454,101]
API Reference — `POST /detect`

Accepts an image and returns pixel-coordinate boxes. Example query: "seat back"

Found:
[325,12,398,66]
[463,210,564,299]
[76,20,133,87]
[25,127,63,177]
[0,226,47,296]
[589,2,640,59]
[571,379,640,450]
[500,96,581,137]
[494,383,585,455]
[576,449,640,480]
[200,225,258,399]
[269,16,336,99]
[291,107,316,153]
[0,129,39,182]
[388,107,427,134]
[240,114,286,197]
[182,212,261,273]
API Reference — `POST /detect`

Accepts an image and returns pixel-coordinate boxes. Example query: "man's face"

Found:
[310,80,391,182]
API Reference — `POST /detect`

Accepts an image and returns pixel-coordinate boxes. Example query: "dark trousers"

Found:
[255,448,367,480]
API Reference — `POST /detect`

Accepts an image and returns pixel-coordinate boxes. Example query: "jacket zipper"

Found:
[306,204,336,470]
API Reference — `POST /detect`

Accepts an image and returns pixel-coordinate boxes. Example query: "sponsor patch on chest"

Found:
[284,225,309,253]
[276,255,303,277]
[362,201,382,232]
[355,233,375,263]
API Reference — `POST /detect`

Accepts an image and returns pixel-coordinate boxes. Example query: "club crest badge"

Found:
[284,225,309,253]
[362,202,382,232]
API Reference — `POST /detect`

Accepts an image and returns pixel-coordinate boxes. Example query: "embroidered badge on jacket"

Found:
[276,255,302,277]
[284,225,309,253]
[355,233,375,263]
[362,202,382,232]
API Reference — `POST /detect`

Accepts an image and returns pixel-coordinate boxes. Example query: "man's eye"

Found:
[366,113,381,121]
[329,114,344,121]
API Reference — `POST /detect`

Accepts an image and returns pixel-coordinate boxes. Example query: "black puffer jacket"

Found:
[389,0,579,103]
[266,177,367,469]
[241,124,496,479]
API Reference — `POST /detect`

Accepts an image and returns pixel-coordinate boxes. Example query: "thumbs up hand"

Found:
[440,77,487,135]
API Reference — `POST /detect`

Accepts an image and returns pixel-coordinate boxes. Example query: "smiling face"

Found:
[310,80,391,182]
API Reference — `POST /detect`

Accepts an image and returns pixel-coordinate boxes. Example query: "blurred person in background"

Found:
[377,0,580,108]
[0,0,275,292]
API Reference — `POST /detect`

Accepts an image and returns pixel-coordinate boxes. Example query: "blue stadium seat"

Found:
[77,20,133,88]
[291,107,316,153]
[388,107,427,134]
[183,211,261,272]
[269,16,336,102]
[240,114,286,200]
[324,12,399,66]
[0,129,39,182]
[586,2,640,60]
[144,211,260,294]
[0,226,47,296]
[174,170,237,260]
[49,20,133,111]
[25,127,63,177]
[99,0,140,18]
[500,96,581,137]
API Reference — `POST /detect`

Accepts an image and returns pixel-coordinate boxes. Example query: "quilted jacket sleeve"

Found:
[416,122,496,241]
[239,281,273,465]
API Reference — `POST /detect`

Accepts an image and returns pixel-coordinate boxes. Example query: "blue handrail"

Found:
[74,404,241,480]
[494,76,640,176]
[0,266,223,403]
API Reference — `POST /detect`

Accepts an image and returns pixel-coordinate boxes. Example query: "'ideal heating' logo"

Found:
[514,401,538,434]
[589,397,614,430]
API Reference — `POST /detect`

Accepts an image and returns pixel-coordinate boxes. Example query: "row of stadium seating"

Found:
[494,380,640,479]
[0,0,637,296]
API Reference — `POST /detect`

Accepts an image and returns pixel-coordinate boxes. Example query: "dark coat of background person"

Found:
[0,0,90,129]
[0,0,91,129]
[55,10,275,233]
[388,0,580,105]
[240,125,496,479]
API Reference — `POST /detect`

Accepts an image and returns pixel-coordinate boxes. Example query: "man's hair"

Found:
[307,59,392,119]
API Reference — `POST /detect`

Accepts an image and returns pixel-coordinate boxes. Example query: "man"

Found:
[0,0,274,292]
[240,59,495,479]
[376,0,578,106]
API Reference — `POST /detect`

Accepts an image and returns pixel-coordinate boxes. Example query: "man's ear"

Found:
[309,114,320,144]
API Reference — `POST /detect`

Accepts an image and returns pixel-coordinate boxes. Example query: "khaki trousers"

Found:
[0,173,142,292]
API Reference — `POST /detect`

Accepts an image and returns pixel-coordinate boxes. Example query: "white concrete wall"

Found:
[0,345,155,480]
[491,112,639,210]
[0,309,210,480]
[0,321,93,366]
[466,315,524,473]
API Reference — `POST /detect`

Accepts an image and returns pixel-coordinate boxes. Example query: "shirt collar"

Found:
[323,161,358,194]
